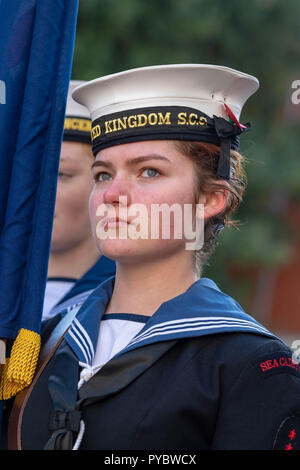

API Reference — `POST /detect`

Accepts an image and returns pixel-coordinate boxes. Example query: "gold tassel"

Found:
[0,328,40,400]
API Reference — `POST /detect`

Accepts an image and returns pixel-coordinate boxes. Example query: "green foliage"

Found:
[72,0,300,307]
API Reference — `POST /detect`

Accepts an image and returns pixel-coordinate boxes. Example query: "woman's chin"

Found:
[97,238,142,262]
[97,237,186,264]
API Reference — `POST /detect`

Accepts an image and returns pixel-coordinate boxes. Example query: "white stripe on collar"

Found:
[68,318,95,365]
[125,315,271,349]
[62,276,276,364]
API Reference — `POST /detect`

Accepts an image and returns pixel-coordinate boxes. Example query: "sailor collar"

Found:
[64,276,276,365]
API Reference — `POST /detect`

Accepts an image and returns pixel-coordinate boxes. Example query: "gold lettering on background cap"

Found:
[65,118,92,132]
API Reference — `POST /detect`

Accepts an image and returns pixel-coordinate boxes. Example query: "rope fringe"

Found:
[0,328,40,399]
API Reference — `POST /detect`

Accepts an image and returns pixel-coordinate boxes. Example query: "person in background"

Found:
[42,80,115,321]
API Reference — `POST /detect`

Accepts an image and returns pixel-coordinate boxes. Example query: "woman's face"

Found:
[51,141,95,252]
[89,140,200,264]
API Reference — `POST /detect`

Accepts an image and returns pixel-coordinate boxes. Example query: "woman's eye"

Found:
[58,172,71,179]
[141,168,160,178]
[94,172,111,182]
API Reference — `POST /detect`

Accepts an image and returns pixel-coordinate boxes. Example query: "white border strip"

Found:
[127,318,270,348]
[131,316,269,343]
[68,319,94,364]
[68,329,90,364]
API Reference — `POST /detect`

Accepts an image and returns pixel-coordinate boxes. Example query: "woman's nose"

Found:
[103,174,131,207]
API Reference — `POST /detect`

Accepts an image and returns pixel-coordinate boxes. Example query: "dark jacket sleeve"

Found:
[211,338,300,450]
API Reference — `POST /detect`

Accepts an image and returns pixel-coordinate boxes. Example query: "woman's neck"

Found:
[47,237,100,279]
[105,251,197,317]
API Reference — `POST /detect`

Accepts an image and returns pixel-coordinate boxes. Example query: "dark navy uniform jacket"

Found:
[11,277,300,450]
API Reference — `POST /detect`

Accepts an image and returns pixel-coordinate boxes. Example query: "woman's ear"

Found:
[197,182,229,221]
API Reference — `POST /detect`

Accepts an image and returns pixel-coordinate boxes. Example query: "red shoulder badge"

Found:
[252,351,300,378]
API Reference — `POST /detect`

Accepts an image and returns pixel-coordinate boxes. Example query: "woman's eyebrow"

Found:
[91,160,113,170]
[126,154,171,166]
[91,154,171,171]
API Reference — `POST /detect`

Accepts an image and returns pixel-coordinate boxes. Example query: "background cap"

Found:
[63,80,91,143]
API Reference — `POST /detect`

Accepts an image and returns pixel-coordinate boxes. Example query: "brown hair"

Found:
[175,141,247,277]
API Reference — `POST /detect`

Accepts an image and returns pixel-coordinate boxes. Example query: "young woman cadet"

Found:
[7,65,300,451]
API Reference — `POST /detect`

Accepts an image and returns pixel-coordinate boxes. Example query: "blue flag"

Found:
[0,0,79,400]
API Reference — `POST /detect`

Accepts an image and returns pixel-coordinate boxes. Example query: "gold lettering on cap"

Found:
[105,121,113,133]
[188,113,197,125]
[103,111,173,135]
[117,116,128,130]
[112,119,118,132]
[91,124,101,140]
[177,112,207,126]
[158,112,171,125]
[148,113,158,125]
[198,116,207,126]
[95,109,206,140]
[177,112,187,125]
[137,114,148,127]
[128,115,137,128]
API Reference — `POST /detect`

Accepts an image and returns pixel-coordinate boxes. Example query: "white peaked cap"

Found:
[72,65,259,180]
[66,80,90,119]
[72,64,259,122]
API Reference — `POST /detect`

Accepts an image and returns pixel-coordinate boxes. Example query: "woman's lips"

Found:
[101,217,131,229]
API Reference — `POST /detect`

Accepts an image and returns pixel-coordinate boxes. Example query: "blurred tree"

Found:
[72,0,300,309]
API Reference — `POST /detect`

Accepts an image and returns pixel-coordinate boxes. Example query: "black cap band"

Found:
[63,116,91,144]
[90,106,250,180]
